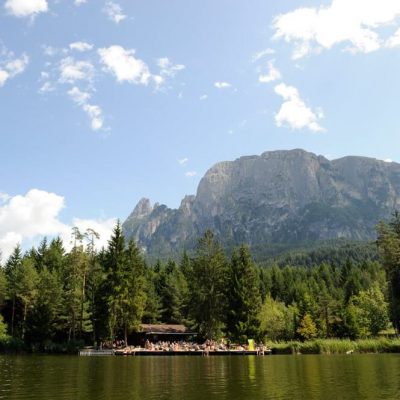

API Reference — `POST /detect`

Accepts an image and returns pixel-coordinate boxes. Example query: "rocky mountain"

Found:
[122,149,400,260]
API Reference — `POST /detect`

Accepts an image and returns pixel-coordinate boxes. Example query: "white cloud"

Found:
[0,193,11,203]
[41,51,105,131]
[0,53,29,87]
[0,70,9,87]
[68,86,91,105]
[4,0,48,18]
[74,0,87,5]
[384,158,393,163]
[68,87,103,131]
[152,75,164,87]
[6,54,29,76]
[157,57,185,77]
[153,57,185,89]
[40,71,50,80]
[199,94,208,100]
[83,104,103,130]
[38,71,55,93]
[98,45,151,85]
[0,189,116,260]
[0,189,67,258]
[259,60,281,83]
[69,41,93,52]
[214,81,232,89]
[0,232,23,261]
[386,28,400,48]
[59,57,94,84]
[103,1,126,24]
[42,45,60,57]
[252,48,275,62]
[39,52,102,129]
[178,158,188,166]
[272,0,400,58]
[185,171,197,177]
[274,82,324,132]
[39,81,55,93]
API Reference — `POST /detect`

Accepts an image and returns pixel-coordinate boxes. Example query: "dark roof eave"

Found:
[144,332,197,335]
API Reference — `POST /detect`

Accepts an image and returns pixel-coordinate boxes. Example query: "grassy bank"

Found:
[266,338,400,355]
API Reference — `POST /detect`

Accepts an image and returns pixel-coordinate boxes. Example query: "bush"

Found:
[265,338,400,355]
[0,337,27,353]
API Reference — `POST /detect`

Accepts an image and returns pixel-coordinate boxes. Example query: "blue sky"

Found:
[1,0,400,258]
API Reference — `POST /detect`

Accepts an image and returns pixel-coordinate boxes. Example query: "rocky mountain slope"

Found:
[122,149,400,260]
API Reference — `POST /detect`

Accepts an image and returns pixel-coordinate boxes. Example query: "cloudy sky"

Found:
[1,0,400,258]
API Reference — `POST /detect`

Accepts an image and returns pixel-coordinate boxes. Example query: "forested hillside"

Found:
[1,217,399,352]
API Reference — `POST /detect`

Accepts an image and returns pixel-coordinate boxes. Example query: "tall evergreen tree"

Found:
[63,228,91,341]
[103,222,126,341]
[14,258,38,340]
[142,266,162,324]
[377,212,400,334]
[226,245,262,341]
[26,266,63,345]
[84,229,103,345]
[156,260,188,324]
[0,267,6,310]
[119,240,147,344]
[5,245,23,336]
[189,230,228,339]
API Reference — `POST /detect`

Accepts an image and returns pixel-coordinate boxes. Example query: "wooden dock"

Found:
[79,348,271,356]
[114,349,270,356]
[79,349,114,356]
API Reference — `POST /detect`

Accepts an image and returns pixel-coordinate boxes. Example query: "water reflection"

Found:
[1,354,400,400]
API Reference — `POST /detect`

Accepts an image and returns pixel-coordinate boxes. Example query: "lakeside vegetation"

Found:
[0,214,400,353]
[266,337,400,355]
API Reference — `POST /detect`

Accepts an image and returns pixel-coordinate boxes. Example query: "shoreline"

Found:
[2,337,400,356]
[266,338,400,355]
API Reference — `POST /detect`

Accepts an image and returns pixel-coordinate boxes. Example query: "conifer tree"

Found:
[0,267,6,310]
[226,245,262,341]
[189,230,228,339]
[119,240,147,345]
[5,245,23,336]
[26,266,63,344]
[63,228,91,341]
[103,222,126,341]
[377,212,400,334]
[15,258,38,340]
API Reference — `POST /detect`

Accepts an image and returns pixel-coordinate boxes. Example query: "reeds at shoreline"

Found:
[265,338,400,355]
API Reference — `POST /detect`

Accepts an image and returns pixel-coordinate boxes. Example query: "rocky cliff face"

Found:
[122,149,400,259]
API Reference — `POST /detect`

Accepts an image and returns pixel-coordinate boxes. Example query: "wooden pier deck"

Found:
[114,349,271,356]
[79,349,114,356]
[79,348,271,356]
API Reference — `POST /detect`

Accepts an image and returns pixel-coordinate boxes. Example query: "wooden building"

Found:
[131,324,197,345]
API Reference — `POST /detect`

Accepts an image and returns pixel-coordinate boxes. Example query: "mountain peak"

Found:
[130,198,153,219]
[122,149,400,261]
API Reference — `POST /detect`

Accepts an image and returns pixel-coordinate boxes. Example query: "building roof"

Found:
[140,324,196,335]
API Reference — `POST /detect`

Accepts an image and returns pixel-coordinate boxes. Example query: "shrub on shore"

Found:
[266,338,400,355]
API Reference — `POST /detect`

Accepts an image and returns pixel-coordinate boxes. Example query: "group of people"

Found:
[141,339,268,354]
[99,338,269,355]
[99,339,126,349]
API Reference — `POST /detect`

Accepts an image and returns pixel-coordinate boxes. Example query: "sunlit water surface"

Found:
[1,354,400,400]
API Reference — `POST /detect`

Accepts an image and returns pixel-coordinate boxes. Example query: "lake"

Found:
[1,354,400,399]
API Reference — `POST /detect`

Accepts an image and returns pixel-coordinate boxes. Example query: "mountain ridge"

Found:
[122,149,400,260]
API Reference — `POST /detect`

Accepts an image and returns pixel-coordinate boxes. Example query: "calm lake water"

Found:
[1,354,400,400]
